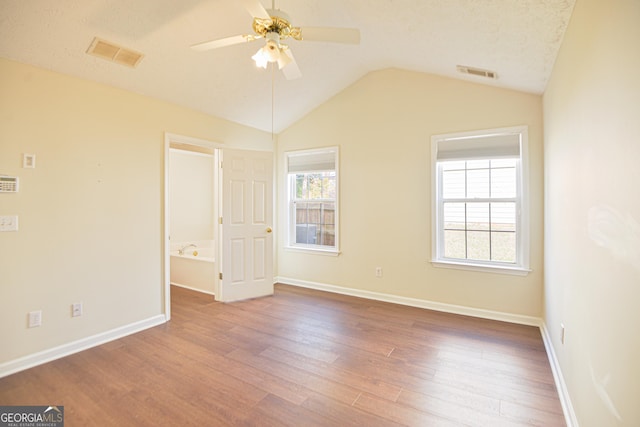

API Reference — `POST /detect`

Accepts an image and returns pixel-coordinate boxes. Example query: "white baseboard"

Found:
[170,281,216,296]
[276,276,541,326]
[0,314,166,378]
[540,322,579,427]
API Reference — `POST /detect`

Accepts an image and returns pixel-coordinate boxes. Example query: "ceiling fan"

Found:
[191,0,360,80]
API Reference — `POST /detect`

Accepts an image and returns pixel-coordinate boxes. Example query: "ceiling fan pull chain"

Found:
[271,63,275,144]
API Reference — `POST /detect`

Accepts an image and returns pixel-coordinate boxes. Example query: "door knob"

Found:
[266,227,272,233]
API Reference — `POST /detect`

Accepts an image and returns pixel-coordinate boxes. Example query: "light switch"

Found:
[23,153,36,168]
[0,215,18,232]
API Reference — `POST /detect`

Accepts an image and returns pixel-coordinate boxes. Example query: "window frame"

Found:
[285,147,340,256]
[431,126,531,275]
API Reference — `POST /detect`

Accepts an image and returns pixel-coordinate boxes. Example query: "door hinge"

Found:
[219,272,223,280]
[219,216,223,224]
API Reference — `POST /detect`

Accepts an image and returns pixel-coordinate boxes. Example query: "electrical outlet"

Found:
[561,323,565,344]
[375,267,383,278]
[72,302,83,317]
[28,310,42,328]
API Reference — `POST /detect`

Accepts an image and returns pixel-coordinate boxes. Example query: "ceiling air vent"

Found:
[456,65,497,79]
[87,37,144,68]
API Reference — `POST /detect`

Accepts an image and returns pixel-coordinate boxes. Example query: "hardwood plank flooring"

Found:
[0,284,565,426]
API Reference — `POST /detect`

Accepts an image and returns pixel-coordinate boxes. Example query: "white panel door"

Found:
[220,149,273,302]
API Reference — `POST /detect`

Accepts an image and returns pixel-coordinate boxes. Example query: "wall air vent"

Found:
[87,37,144,68]
[456,65,498,79]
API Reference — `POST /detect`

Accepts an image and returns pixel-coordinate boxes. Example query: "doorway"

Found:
[164,133,221,320]
[163,134,275,320]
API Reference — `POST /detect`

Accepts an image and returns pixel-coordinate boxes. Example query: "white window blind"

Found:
[435,133,520,161]
[287,150,336,173]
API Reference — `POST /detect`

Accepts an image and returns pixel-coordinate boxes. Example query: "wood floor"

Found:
[1,284,565,426]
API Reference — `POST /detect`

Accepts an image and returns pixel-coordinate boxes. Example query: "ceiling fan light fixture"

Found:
[252,32,288,69]
[264,40,280,62]
[251,47,269,68]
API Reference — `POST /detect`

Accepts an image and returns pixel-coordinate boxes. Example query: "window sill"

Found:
[430,259,531,276]
[285,246,341,257]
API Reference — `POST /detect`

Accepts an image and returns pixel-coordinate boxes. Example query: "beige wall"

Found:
[543,0,640,425]
[169,149,214,244]
[277,69,544,317]
[0,58,271,364]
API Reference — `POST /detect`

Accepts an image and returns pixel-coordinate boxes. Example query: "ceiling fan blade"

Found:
[281,49,302,80]
[299,27,360,45]
[237,0,270,19]
[191,34,258,51]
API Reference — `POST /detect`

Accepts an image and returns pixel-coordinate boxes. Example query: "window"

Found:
[286,147,339,254]
[431,127,530,274]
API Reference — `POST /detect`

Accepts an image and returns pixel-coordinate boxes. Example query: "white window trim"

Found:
[284,246,341,256]
[285,147,340,255]
[430,126,531,275]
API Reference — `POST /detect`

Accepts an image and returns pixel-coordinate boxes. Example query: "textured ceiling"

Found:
[0,0,576,133]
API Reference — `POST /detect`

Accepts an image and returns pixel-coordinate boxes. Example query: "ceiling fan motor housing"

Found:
[253,9,302,41]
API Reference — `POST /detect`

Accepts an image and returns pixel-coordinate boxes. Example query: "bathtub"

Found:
[170,241,216,295]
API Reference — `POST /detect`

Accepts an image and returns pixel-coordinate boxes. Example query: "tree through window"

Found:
[286,148,339,252]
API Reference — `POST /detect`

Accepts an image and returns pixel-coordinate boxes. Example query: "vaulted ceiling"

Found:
[0,0,575,133]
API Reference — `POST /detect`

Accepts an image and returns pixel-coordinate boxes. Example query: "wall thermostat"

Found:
[0,176,19,192]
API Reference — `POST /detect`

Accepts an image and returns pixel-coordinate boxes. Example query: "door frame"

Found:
[163,133,223,321]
